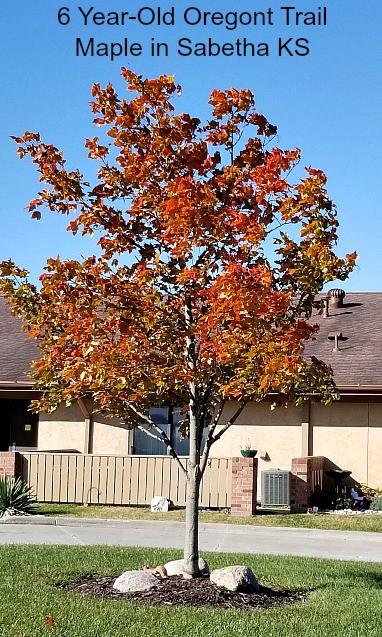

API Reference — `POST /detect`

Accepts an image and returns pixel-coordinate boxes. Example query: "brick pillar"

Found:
[231,457,258,517]
[0,452,20,478]
[290,457,310,513]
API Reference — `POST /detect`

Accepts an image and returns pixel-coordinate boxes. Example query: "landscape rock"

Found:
[210,565,259,593]
[164,558,210,578]
[150,496,171,512]
[113,570,160,592]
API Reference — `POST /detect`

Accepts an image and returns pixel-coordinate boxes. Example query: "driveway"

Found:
[1,517,382,562]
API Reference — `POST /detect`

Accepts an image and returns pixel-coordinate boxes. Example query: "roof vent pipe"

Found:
[321,295,330,318]
[328,331,343,352]
[328,288,346,309]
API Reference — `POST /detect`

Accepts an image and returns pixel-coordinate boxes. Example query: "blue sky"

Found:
[1,0,381,290]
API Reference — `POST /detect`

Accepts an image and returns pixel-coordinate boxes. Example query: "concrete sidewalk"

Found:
[1,516,382,562]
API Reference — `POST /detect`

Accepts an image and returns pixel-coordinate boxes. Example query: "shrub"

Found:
[359,483,382,498]
[370,497,382,511]
[0,476,37,518]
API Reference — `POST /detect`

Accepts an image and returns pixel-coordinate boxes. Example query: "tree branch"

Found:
[211,400,249,443]
[200,399,249,475]
[199,398,225,475]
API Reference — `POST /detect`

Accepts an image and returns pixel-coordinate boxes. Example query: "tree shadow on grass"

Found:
[344,570,382,590]
[319,564,382,591]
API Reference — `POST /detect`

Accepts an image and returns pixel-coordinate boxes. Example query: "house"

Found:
[1,289,382,491]
[212,289,382,490]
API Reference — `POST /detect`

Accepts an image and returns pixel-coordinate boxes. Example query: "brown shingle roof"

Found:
[304,292,382,389]
[0,292,381,391]
[0,297,38,385]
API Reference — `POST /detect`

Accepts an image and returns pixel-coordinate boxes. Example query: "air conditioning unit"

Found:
[261,470,290,506]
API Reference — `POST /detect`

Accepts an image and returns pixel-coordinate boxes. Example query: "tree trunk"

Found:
[184,456,201,576]
[183,292,201,577]
[183,365,201,576]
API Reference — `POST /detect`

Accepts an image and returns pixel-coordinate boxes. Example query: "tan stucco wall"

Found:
[91,415,130,455]
[38,403,87,453]
[311,401,382,488]
[367,404,382,488]
[213,400,382,495]
[212,401,302,498]
[38,402,131,455]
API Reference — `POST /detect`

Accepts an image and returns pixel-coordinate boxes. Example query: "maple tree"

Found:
[0,70,355,576]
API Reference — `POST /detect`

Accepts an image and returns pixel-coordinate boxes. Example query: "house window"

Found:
[133,405,190,456]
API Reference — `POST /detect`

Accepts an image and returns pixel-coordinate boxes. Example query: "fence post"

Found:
[0,452,21,479]
[230,456,258,517]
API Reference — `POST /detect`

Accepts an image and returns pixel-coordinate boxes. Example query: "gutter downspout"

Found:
[77,398,93,454]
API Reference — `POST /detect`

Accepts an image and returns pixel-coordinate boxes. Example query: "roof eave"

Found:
[337,385,382,396]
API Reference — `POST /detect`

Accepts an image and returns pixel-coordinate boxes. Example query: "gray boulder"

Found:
[164,558,210,578]
[113,570,160,592]
[210,565,259,592]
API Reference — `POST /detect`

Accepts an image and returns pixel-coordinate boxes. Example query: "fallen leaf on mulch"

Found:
[59,574,305,611]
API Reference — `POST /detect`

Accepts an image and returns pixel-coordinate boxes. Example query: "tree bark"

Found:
[184,451,201,576]
[183,292,201,577]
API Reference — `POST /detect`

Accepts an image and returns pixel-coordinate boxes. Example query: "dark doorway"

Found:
[0,400,38,451]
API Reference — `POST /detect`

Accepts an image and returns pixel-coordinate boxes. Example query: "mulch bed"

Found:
[60,574,305,611]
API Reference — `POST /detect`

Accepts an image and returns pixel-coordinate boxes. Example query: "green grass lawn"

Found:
[1,544,382,637]
[37,502,382,533]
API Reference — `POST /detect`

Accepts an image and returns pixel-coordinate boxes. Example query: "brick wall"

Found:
[290,458,309,513]
[231,456,258,517]
[0,452,20,478]
[290,456,326,513]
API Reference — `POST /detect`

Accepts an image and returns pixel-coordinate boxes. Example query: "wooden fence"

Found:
[19,453,232,508]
